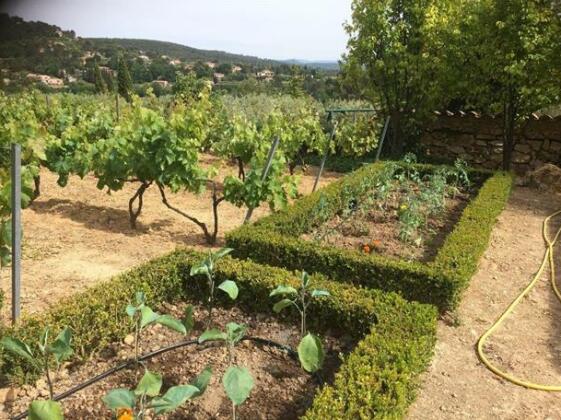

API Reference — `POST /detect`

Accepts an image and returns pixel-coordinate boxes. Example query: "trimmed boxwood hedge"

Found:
[0,248,437,419]
[227,162,513,311]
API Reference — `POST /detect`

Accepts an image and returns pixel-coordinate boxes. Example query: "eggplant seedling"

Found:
[199,322,253,420]
[1,327,73,419]
[126,292,188,362]
[103,366,211,419]
[190,247,239,327]
[270,271,329,373]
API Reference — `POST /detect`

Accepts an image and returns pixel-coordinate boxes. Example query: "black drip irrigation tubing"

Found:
[12,336,313,420]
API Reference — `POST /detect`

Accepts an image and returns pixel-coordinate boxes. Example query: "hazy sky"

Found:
[1,0,352,61]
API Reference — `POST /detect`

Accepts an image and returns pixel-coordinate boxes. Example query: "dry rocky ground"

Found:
[408,186,561,419]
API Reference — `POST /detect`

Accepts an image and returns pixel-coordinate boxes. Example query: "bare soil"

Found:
[4,304,347,419]
[0,156,340,318]
[408,186,561,419]
[303,190,472,262]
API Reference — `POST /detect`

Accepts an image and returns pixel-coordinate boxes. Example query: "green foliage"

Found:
[441,0,561,169]
[126,291,186,361]
[117,56,133,102]
[190,248,238,326]
[223,366,254,406]
[93,61,107,94]
[297,333,325,373]
[28,400,64,420]
[103,367,211,418]
[227,162,513,311]
[0,248,437,418]
[342,0,445,155]
[1,326,73,401]
[270,271,329,372]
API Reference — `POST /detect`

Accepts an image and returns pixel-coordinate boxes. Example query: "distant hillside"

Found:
[86,38,278,67]
[0,13,342,100]
[282,59,340,71]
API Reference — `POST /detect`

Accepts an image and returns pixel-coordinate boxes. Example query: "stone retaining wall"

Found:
[421,113,561,173]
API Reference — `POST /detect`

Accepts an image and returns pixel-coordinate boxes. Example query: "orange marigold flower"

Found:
[372,240,382,248]
[117,408,134,420]
[362,244,371,254]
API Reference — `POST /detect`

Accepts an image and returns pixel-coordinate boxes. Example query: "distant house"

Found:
[205,61,217,69]
[213,72,225,83]
[3,78,10,86]
[26,73,64,88]
[169,59,182,66]
[256,69,275,82]
[184,63,194,71]
[138,54,151,63]
[153,80,170,88]
[232,65,242,73]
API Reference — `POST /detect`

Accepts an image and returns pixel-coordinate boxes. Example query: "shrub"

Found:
[0,249,437,418]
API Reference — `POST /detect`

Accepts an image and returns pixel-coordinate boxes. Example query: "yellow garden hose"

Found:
[477,209,561,391]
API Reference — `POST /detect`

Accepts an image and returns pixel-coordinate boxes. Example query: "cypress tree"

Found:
[94,61,107,94]
[117,56,133,102]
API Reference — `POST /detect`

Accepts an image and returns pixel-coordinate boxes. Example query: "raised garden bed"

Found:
[227,160,513,311]
[301,160,477,262]
[6,304,346,419]
[0,248,437,419]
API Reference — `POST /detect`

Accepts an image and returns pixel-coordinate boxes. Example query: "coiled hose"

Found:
[477,209,561,391]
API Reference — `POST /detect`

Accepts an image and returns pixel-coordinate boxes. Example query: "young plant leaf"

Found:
[28,400,64,420]
[139,306,160,329]
[217,280,239,300]
[269,285,298,297]
[311,290,330,298]
[198,329,227,344]
[226,322,247,345]
[157,315,187,335]
[150,385,200,415]
[0,337,35,363]
[126,304,137,318]
[102,388,136,410]
[191,366,212,396]
[223,366,254,406]
[183,305,195,334]
[297,333,324,373]
[47,328,73,364]
[39,328,49,353]
[273,298,294,313]
[135,291,146,305]
[302,271,310,288]
[135,370,163,397]
[189,263,209,277]
[214,247,233,259]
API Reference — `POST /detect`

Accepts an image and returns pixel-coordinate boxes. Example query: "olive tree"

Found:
[449,0,561,170]
[342,0,447,157]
